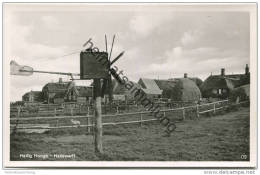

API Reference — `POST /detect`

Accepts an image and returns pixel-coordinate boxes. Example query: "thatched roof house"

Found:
[42,78,92,104]
[201,65,250,99]
[137,75,201,102]
[22,91,43,103]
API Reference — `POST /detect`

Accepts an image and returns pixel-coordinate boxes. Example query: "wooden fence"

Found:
[10,100,249,132]
[10,100,196,118]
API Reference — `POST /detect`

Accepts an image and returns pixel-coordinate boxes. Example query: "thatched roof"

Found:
[42,82,70,93]
[201,75,236,92]
[154,79,177,99]
[23,91,42,97]
[154,79,177,91]
[43,80,92,98]
[189,77,203,88]
[171,78,202,102]
[234,84,250,97]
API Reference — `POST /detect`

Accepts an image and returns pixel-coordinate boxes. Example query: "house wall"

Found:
[77,97,87,103]
[203,88,229,99]
[54,98,64,104]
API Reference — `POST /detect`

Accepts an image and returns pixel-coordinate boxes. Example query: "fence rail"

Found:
[10,100,249,131]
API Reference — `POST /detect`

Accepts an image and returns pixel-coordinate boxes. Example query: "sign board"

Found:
[80,51,109,79]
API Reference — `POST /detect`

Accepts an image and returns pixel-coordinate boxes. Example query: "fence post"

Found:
[196,104,200,118]
[70,106,73,116]
[213,103,216,114]
[116,106,119,114]
[54,108,56,116]
[182,107,185,120]
[87,106,90,133]
[17,106,21,118]
[140,113,143,127]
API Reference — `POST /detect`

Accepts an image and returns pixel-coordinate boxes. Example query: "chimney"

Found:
[59,78,62,83]
[184,73,188,78]
[221,68,225,76]
[245,64,249,75]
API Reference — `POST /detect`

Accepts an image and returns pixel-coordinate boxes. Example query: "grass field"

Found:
[10,107,249,161]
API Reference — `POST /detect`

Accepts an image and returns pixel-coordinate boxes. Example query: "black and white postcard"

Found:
[2,3,257,168]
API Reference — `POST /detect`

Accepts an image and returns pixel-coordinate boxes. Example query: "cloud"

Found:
[181,30,202,46]
[129,12,173,37]
[41,15,59,27]
[5,7,250,101]
[141,45,248,80]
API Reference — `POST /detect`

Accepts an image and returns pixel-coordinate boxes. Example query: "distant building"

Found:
[41,78,92,104]
[76,86,93,103]
[22,91,43,103]
[138,78,163,99]
[169,78,201,102]
[112,79,141,100]
[154,79,177,99]
[230,84,250,102]
[137,75,202,102]
[201,65,250,99]
[168,74,203,90]
[156,74,202,102]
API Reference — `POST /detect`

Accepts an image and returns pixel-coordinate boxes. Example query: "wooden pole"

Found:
[93,79,103,155]
[140,114,143,127]
[116,106,119,114]
[182,107,185,120]
[196,104,200,118]
[87,106,90,133]
[70,106,73,116]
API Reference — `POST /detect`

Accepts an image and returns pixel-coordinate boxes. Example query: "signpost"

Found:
[80,50,110,155]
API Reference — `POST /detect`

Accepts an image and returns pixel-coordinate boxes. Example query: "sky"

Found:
[5,4,250,102]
